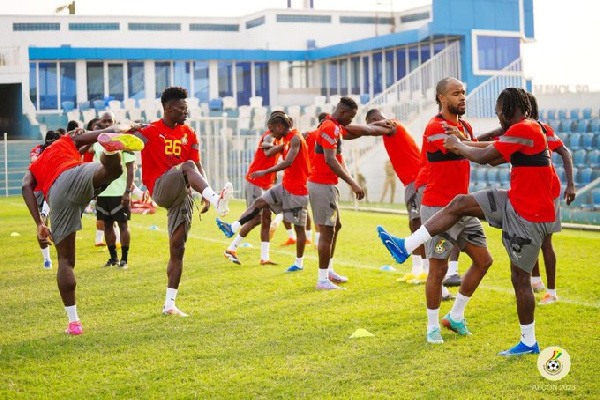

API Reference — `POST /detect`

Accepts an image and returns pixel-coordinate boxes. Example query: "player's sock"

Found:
[547,288,556,297]
[422,258,430,274]
[531,276,542,284]
[95,230,104,244]
[227,234,244,252]
[447,260,459,276]
[306,229,312,241]
[65,305,79,323]
[441,285,450,298]
[405,226,432,253]
[231,221,241,233]
[520,322,536,346]
[450,292,471,321]
[315,232,320,246]
[41,246,51,261]
[260,242,270,260]
[107,245,118,261]
[274,213,284,224]
[286,229,296,240]
[427,308,440,331]
[411,255,423,275]
[318,268,329,282]
[164,288,178,310]
[201,187,220,208]
[295,257,304,268]
[115,225,121,245]
[328,258,335,274]
[121,246,129,262]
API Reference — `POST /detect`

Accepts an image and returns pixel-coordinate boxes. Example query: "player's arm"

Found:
[324,147,364,200]
[261,135,285,157]
[251,136,301,178]
[21,171,52,246]
[443,135,502,165]
[477,126,504,141]
[555,146,576,205]
[344,121,396,140]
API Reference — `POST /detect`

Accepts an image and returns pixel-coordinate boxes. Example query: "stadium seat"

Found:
[113,109,128,122]
[209,98,223,111]
[560,119,574,132]
[222,96,237,110]
[498,168,510,186]
[582,108,592,119]
[556,131,569,142]
[78,101,91,111]
[61,101,75,112]
[581,132,594,148]
[588,150,600,168]
[577,168,593,186]
[573,149,587,167]
[576,120,589,133]
[551,151,562,165]
[569,109,580,119]
[127,108,142,122]
[557,109,567,119]
[590,119,600,133]
[547,119,561,132]
[66,110,81,123]
[93,100,106,112]
[249,96,263,108]
[486,169,498,185]
[538,109,546,119]
[546,109,556,120]
[186,97,200,109]
[108,100,121,111]
[314,96,326,106]
[123,98,136,109]
[569,133,581,149]
[554,167,565,182]
[593,189,600,207]
[476,168,487,184]
[594,132,600,148]
[142,109,158,121]
[81,109,96,124]
[360,94,370,104]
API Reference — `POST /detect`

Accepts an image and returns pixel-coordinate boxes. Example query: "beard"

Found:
[448,104,465,116]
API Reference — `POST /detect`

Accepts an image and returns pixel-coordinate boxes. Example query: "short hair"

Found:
[435,77,457,106]
[317,112,330,123]
[161,86,188,106]
[268,111,293,129]
[40,130,61,153]
[67,120,79,132]
[86,118,99,131]
[57,128,66,135]
[339,96,358,110]
[526,92,539,120]
[366,109,381,119]
[496,88,531,120]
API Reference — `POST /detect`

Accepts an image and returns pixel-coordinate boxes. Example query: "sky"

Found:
[2,0,599,91]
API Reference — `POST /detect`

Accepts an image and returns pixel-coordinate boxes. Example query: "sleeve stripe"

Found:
[546,136,559,142]
[426,134,447,142]
[321,132,337,145]
[499,136,534,147]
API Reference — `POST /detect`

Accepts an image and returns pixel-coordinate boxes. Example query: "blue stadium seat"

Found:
[569,109,580,119]
[473,183,487,192]
[498,169,510,186]
[593,168,600,180]
[590,119,600,133]
[593,189,600,207]
[582,132,594,148]
[209,98,223,111]
[538,109,546,120]
[477,168,487,183]
[582,108,592,119]
[569,133,582,149]
[588,150,600,168]
[551,152,562,165]
[594,132,600,148]
[547,119,561,132]
[576,120,589,133]
[61,101,75,112]
[557,109,567,119]
[93,100,106,112]
[486,169,498,185]
[554,167,565,182]
[78,102,91,111]
[360,94,370,104]
[560,119,574,132]
[573,149,586,167]
[577,168,593,186]
[546,109,556,120]
[556,131,569,142]
[570,167,578,185]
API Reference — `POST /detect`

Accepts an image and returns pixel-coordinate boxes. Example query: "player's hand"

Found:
[351,182,365,201]
[201,198,210,214]
[37,224,52,247]
[121,192,131,207]
[443,134,461,152]
[564,183,576,205]
[250,170,267,179]
[442,122,466,140]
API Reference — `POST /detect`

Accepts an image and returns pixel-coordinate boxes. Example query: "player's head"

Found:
[41,130,61,152]
[365,108,385,124]
[317,112,330,124]
[495,88,531,131]
[267,111,293,139]
[332,96,358,126]
[86,118,99,131]
[67,120,79,132]
[436,78,466,116]
[57,128,66,135]
[97,111,116,129]
[526,92,539,120]
[161,86,188,125]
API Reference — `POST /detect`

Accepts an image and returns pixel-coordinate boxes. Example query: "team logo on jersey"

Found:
[435,239,446,254]
[181,134,188,145]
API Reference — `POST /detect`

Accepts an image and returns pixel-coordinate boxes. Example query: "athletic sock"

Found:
[164,288,178,310]
[314,232,320,246]
[287,229,296,240]
[41,246,51,261]
[65,305,79,323]
[450,293,471,321]
[231,221,241,233]
[274,213,284,224]
[411,255,423,275]
[530,276,542,284]
[201,187,220,208]
[318,268,329,282]
[328,259,335,274]
[427,308,440,331]
[227,234,243,252]
[260,242,270,260]
[422,258,430,274]
[108,245,118,261]
[405,226,432,253]
[547,288,556,297]
[95,229,104,244]
[441,285,450,298]
[520,322,536,346]
[447,260,459,276]
[121,246,129,262]
[295,257,304,268]
[114,224,121,245]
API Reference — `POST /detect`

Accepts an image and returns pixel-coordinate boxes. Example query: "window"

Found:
[86,62,104,102]
[320,63,327,96]
[339,16,393,24]
[60,62,76,106]
[350,57,360,95]
[69,23,119,30]
[173,61,191,93]
[396,47,406,81]
[400,12,430,23]
[373,52,383,95]
[108,63,124,101]
[13,23,59,31]
[477,36,520,71]
[236,62,252,106]
[218,62,233,97]
[329,60,338,96]
[193,61,210,103]
[29,63,37,110]
[155,62,171,98]
[433,41,446,55]
[128,23,180,31]
[362,56,370,95]
[39,62,58,110]
[280,61,308,89]
[254,62,269,105]
[385,50,394,88]
[420,43,431,65]
[339,59,348,96]
[128,62,145,100]
[246,16,265,29]
[190,23,239,31]
[276,14,331,23]
[408,45,419,72]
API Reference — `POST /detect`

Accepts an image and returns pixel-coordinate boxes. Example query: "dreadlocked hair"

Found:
[525,92,539,120]
[268,111,293,129]
[497,88,531,120]
[40,130,61,153]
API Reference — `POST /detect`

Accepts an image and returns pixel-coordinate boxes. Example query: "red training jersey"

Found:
[422,115,474,207]
[29,136,82,199]
[282,129,310,196]
[305,129,317,175]
[246,131,282,190]
[494,119,555,222]
[140,119,200,195]
[541,122,563,199]
[308,117,345,185]
[383,120,421,185]
[82,151,94,163]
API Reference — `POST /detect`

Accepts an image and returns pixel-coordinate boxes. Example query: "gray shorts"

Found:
[472,188,553,273]
[308,181,339,227]
[47,163,101,245]
[152,165,194,238]
[550,197,561,233]
[34,191,45,213]
[421,205,487,259]
[245,182,265,208]
[405,181,420,221]
[262,184,308,227]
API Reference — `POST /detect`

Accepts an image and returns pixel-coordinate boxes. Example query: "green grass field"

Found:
[1,196,598,398]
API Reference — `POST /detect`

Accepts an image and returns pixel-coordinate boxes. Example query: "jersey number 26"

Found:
[165,139,182,156]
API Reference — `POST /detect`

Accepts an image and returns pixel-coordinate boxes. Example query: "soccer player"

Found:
[223,123,285,265]
[216,111,311,272]
[23,124,144,335]
[378,78,493,345]
[93,111,136,269]
[135,86,233,317]
[378,88,555,356]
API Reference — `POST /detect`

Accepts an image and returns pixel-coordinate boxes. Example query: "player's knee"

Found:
[170,242,185,259]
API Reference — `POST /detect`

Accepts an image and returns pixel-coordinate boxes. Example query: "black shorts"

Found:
[96,196,130,223]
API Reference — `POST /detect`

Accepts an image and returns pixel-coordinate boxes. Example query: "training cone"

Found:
[149,225,159,230]
[10,232,21,237]
[240,243,253,248]
[349,328,375,339]
[380,265,396,272]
